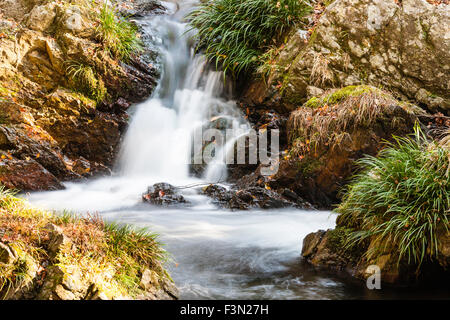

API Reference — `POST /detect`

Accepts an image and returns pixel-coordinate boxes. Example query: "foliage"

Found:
[0,187,170,298]
[187,0,311,77]
[96,4,143,61]
[336,125,450,265]
[66,60,106,103]
[289,86,413,156]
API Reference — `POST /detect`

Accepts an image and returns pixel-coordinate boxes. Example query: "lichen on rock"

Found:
[245,0,450,114]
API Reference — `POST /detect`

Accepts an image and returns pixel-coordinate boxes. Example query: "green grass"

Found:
[187,0,311,77]
[0,187,171,299]
[336,125,450,266]
[66,60,106,103]
[96,4,143,61]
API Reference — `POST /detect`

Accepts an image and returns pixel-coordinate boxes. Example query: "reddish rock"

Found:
[0,157,64,191]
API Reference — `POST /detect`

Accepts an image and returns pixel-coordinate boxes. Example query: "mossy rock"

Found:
[303,85,380,109]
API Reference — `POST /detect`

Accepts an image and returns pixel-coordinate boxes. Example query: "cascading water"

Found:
[27,0,431,299]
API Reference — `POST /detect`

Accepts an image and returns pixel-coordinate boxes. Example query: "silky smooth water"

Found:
[26,1,448,300]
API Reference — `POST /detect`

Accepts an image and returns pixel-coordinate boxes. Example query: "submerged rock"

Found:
[142,182,188,206]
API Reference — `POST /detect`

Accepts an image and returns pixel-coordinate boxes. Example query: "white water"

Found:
[25,0,362,299]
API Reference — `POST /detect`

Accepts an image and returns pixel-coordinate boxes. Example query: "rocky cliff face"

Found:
[0,0,160,191]
[242,0,450,114]
[236,0,449,207]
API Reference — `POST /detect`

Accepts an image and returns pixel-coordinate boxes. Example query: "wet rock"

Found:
[119,0,167,17]
[301,226,450,286]
[268,86,421,207]
[0,156,64,191]
[0,125,71,179]
[201,184,310,210]
[142,183,188,206]
[252,0,450,114]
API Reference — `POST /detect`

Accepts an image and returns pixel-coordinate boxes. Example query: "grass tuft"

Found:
[187,0,311,77]
[288,86,417,156]
[66,60,107,103]
[335,125,450,265]
[0,187,170,298]
[96,4,143,62]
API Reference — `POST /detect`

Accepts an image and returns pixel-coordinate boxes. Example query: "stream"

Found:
[26,0,448,300]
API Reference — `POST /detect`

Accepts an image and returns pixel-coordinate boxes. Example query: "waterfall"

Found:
[118,3,250,184]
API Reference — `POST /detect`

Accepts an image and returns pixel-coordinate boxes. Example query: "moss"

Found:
[69,90,96,107]
[304,96,321,108]
[303,85,379,109]
[323,0,336,6]
[66,62,108,104]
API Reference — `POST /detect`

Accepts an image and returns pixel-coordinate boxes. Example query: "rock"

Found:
[437,227,450,269]
[301,225,450,286]
[0,124,71,180]
[0,156,64,191]
[162,278,179,299]
[301,230,326,258]
[142,183,188,206]
[139,268,159,291]
[249,0,450,114]
[45,223,72,258]
[119,0,167,17]
[0,0,160,192]
[26,3,57,32]
[37,265,89,300]
[268,86,421,207]
[0,242,17,264]
[201,183,310,210]
[45,38,65,75]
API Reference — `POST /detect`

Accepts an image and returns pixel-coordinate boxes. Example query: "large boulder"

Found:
[301,225,450,286]
[244,0,450,114]
[267,85,423,206]
[0,156,64,191]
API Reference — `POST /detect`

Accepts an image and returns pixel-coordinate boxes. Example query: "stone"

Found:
[0,242,17,264]
[142,183,188,206]
[251,0,450,114]
[27,3,57,32]
[45,39,65,75]
[437,227,450,269]
[0,156,64,191]
[45,223,72,257]
[139,268,159,291]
